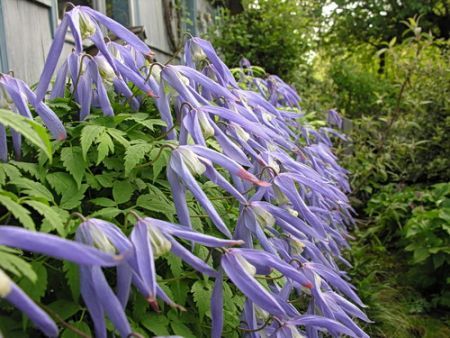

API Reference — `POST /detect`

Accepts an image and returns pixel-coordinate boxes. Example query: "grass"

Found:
[347,224,450,338]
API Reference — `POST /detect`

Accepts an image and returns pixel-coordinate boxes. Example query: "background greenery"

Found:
[209,0,450,336]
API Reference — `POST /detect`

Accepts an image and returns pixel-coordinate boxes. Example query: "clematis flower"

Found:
[0,225,123,336]
[0,74,66,161]
[35,5,153,102]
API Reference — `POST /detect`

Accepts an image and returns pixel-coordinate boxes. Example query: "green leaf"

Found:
[169,311,196,338]
[24,200,65,235]
[63,261,80,302]
[61,321,91,338]
[124,143,153,176]
[60,184,88,210]
[10,161,44,180]
[18,261,47,301]
[191,280,213,321]
[165,253,183,277]
[112,180,135,204]
[0,193,34,230]
[141,314,170,336]
[96,131,115,164]
[61,147,86,188]
[0,108,52,161]
[13,178,54,202]
[90,207,122,219]
[0,163,21,181]
[107,128,129,147]
[46,172,76,196]
[150,147,170,181]
[47,300,80,320]
[80,125,105,160]
[0,246,37,282]
[90,197,116,207]
[125,116,166,131]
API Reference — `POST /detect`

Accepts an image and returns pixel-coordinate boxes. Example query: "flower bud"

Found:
[147,225,172,258]
[178,147,206,175]
[0,269,12,298]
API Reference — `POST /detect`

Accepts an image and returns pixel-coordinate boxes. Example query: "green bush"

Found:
[365,182,450,308]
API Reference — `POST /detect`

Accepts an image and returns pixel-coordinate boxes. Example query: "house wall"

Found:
[0,0,215,84]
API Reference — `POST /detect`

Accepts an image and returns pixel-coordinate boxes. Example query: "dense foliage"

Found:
[210,1,450,336]
[0,5,367,338]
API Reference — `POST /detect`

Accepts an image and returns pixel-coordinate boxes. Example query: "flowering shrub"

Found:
[0,6,368,337]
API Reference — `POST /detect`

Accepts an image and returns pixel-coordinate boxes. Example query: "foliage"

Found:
[208,0,323,81]
[365,182,450,308]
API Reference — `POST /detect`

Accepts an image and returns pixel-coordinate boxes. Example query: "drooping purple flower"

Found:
[0,225,124,336]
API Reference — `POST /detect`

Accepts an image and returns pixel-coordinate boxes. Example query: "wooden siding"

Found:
[0,0,215,83]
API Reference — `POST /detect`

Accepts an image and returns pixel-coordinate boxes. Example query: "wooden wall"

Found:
[0,0,215,83]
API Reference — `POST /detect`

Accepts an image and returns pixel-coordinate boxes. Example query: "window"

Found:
[58,0,131,27]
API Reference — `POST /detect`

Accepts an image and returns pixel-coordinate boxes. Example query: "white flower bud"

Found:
[0,269,12,298]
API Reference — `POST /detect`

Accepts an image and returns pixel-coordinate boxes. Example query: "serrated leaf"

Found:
[61,147,86,188]
[112,180,135,204]
[10,161,44,180]
[47,300,80,320]
[0,193,34,230]
[13,178,54,202]
[124,143,153,176]
[191,280,213,321]
[61,321,91,338]
[0,246,37,282]
[96,132,114,164]
[136,194,175,220]
[63,261,80,302]
[24,200,65,235]
[46,172,76,196]
[166,253,183,277]
[81,125,105,160]
[95,172,117,188]
[125,116,167,131]
[60,184,88,210]
[170,318,196,338]
[0,108,52,161]
[150,147,170,181]
[141,314,170,336]
[107,128,129,147]
[90,207,122,219]
[0,163,21,181]
[90,197,116,207]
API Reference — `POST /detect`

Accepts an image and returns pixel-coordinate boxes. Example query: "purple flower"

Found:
[0,225,123,336]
